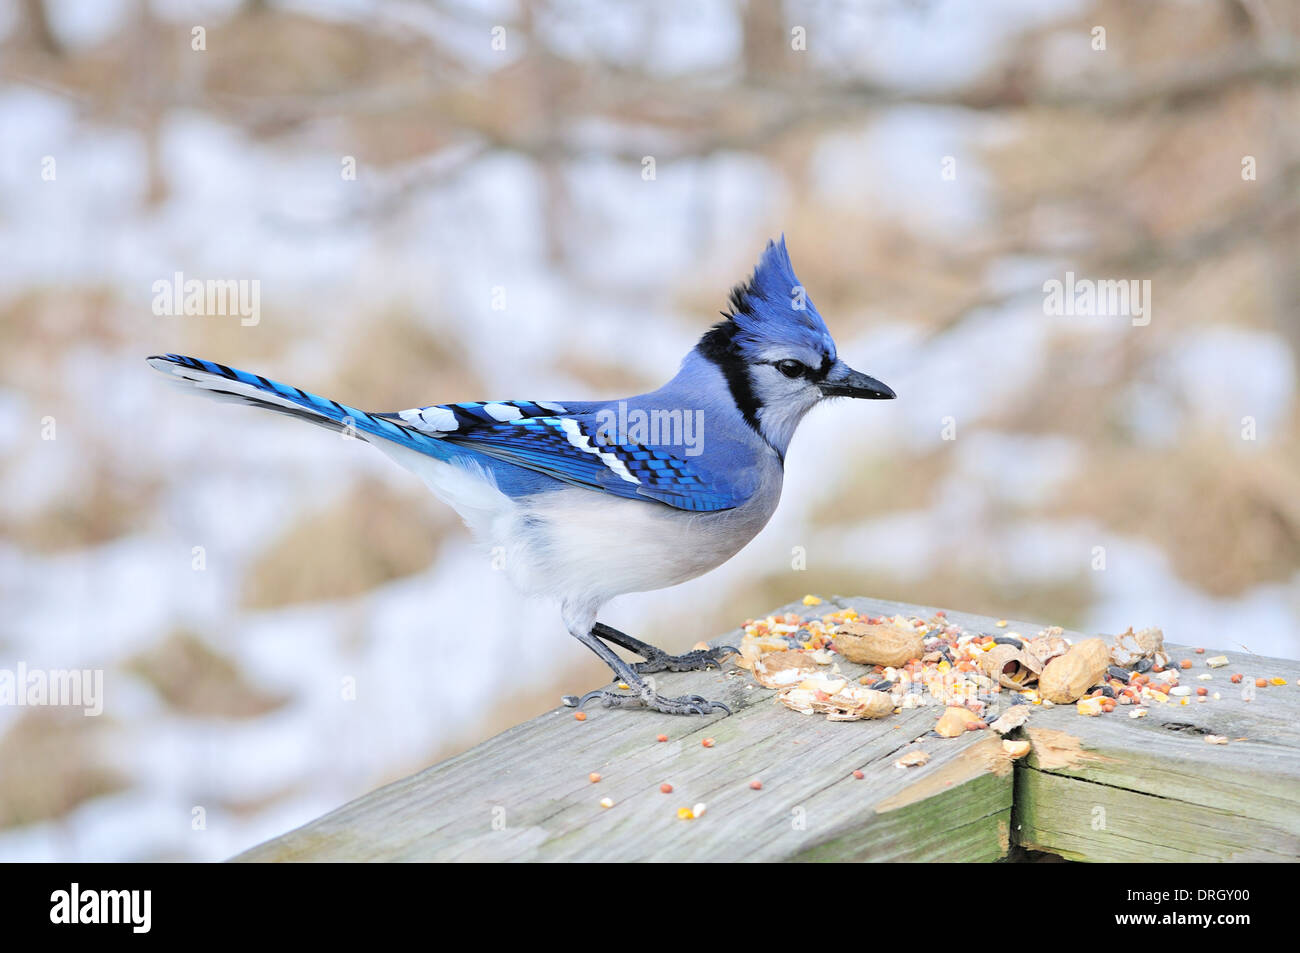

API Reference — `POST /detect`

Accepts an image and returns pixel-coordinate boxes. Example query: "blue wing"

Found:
[384,405,748,512]
[149,355,750,512]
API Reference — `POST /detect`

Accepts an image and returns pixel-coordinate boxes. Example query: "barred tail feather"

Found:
[147,354,429,449]
[147,353,516,544]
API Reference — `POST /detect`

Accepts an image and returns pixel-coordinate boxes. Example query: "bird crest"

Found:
[718,236,836,362]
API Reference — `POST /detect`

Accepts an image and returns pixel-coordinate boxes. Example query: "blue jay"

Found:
[149,238,894,716]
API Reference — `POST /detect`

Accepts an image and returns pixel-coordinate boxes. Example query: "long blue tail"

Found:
[147,353,438,453]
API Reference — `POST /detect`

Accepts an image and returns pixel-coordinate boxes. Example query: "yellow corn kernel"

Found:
[676,807,695,820]
[802,594,822,606]
[1076,697,1104,716]
[1271,678,1287,686]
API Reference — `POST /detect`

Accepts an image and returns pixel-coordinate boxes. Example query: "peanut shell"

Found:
[833,621,924,667]
[979,644,1038,689]
[752,651,820,689]
[935,706,981,737]
[1039,638,1111,703]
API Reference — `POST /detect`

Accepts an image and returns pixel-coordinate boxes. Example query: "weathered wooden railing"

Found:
[233,597,1300,862]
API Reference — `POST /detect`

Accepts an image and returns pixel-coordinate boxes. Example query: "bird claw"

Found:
[633,645,733,675]
[573,687,731,716]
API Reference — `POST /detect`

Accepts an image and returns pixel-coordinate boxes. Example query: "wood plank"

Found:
[234,596,1300,862]
[836,596,1300,862]
[234,598,1015,862]
[1012,664,1300,862]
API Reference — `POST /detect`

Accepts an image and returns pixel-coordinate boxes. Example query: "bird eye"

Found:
[775,359,806,379]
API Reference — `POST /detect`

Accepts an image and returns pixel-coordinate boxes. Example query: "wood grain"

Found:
[233,596,1300,862]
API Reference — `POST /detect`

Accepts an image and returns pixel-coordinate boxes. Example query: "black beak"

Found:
[818,363,896,400]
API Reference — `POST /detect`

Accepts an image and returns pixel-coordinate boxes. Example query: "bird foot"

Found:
[570,686,731,716]
[632,645,734,674]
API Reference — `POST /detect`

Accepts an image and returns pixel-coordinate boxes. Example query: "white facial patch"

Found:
[557,419,641,485]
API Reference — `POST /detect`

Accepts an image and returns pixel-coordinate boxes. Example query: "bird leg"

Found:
[592,622,733,674]
[564,625,731,716]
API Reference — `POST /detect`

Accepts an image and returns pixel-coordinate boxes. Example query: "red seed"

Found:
[1255,678,1268,688]
[1194,647,1205,654]
[656,734,668,742]
[1196,687,1208,697]
[660,783,673,794]
[702,738,715,748]
[1179,660,1193,670]
[749,780,762,790]
[589,773,601,783]
[574,712,587,721]
[1230,674,1243,684]
[852,770,864,780]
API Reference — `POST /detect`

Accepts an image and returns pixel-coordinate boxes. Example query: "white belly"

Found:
[504,487,778,606]
[377,441,781,610]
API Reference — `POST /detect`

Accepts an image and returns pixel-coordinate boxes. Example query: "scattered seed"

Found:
[660,783,672,794]
[1194,647,1205,654]
[1002,740,1031,759]
[656,733,668,742]
[589,772,601,783]
[599,797,614,808]
[1196,687,1208,697]
[1179,660,1193,670]
[896,749,931,768]
[574,712,587,721]
[702,738,715,748]
[676,807,694,820]
[996,620,1008,627]
[852,770,865,779]
[1255,678,1268,688]
[749,780,762,790]
[1271,677,1287,686]
[1076,697,1105,716]
[1230,674,1243,684]
[1204,735,1229,745]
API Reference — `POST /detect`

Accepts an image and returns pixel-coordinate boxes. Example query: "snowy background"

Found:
[1,0,1297,860]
